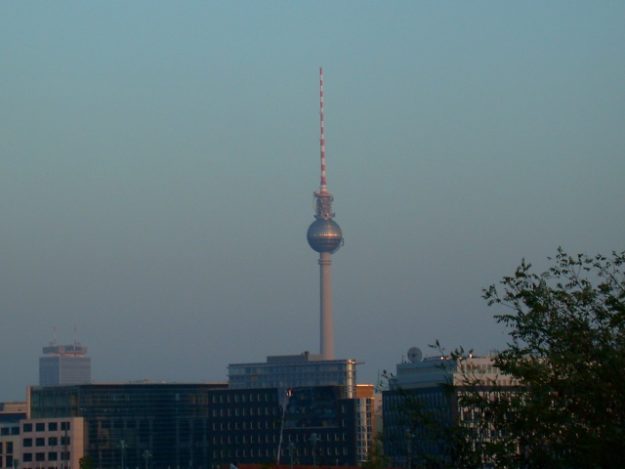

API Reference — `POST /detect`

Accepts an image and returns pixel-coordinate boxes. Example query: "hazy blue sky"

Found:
[1,2,624,399]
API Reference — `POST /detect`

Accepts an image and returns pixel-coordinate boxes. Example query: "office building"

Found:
[383,347,512,467]
[0,422,20,469]
[19,417,85,469]
[29,382,370,468]
[228,352,357,397]
[39,342,91,386]
[0,402,26,424]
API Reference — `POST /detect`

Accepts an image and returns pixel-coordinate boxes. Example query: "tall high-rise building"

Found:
[39,342,91,386]
[306,67,343,360]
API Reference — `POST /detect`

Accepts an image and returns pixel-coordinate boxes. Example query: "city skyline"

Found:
[1,2,624,400]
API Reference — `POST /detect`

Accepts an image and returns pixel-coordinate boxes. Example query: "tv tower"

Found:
[307,67,343,360]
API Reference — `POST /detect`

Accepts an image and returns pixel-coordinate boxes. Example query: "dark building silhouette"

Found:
[29,383,367,468]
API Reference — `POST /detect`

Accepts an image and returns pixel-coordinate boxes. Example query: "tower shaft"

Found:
[319,252,334,360]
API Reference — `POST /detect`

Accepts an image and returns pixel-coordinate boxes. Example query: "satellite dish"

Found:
[407,347,422,363]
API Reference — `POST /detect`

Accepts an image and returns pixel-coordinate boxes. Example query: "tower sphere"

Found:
[307,218,343,253]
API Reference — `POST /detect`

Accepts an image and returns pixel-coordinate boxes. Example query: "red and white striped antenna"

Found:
[319,66,328,193]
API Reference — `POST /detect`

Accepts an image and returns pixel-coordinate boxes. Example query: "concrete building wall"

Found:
[0,423,20,469]
[19,417,85,469]
[0,402,26,424]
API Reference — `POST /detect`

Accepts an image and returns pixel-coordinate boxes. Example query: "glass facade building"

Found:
[228,353,357,398]
[29,383,366,469]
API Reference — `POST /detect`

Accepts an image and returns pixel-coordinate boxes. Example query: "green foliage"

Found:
[79,455,94,469]
[383,360,485,469]
[390,249,625,468]
[362,436,390,469]
[472,248,625,468]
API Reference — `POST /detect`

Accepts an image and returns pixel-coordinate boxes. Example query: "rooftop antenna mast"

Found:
[315,67,333,219]
[319,67,327,194]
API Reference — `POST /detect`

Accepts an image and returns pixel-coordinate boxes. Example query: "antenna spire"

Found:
[314,67,334,221]
[320,67,327,193]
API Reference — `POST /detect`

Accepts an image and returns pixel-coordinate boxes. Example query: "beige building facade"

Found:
[19,417,84,469]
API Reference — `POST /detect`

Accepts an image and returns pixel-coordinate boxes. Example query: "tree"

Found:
[79,455,94,469]
[362,435,390,469]
[381,348,491,469]
[470,248,625,468]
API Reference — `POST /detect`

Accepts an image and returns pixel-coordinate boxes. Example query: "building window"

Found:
[48,422,58,431]
[48,437,58,446]
[36,438,45,447]
[60,436,70,446]
[36,452,45,462]
[6,442,12,453]
[61,422,71,431]
[23,453,33,462]
[61,452,70,461]
[35,422,45,432]
[49,452,58,461]
[24,438,33,447]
